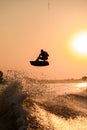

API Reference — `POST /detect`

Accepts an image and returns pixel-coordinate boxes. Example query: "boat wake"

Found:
[0,71,87,130]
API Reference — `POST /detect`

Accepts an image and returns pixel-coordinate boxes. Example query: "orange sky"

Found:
[1,0,87,79]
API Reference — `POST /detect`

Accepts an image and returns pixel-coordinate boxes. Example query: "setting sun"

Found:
[70,32,87,57]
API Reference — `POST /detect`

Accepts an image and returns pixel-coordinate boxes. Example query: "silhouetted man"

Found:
[36,49,49,61]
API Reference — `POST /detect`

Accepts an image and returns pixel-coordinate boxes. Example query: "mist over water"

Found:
[0,70,87,130]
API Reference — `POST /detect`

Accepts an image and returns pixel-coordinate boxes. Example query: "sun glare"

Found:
[76,82,87,88]
[69,31,87,57]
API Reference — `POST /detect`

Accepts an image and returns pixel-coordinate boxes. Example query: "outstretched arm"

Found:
[36,54,41,61]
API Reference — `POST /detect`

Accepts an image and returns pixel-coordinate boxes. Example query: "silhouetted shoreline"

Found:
[31,79,87,84]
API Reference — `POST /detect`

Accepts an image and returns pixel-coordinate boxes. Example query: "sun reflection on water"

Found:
[76,82,87,88]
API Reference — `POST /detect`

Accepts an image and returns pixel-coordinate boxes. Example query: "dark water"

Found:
[0,71,87,130]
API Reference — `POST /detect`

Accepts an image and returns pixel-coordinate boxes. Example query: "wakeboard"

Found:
[30,60,49,66]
